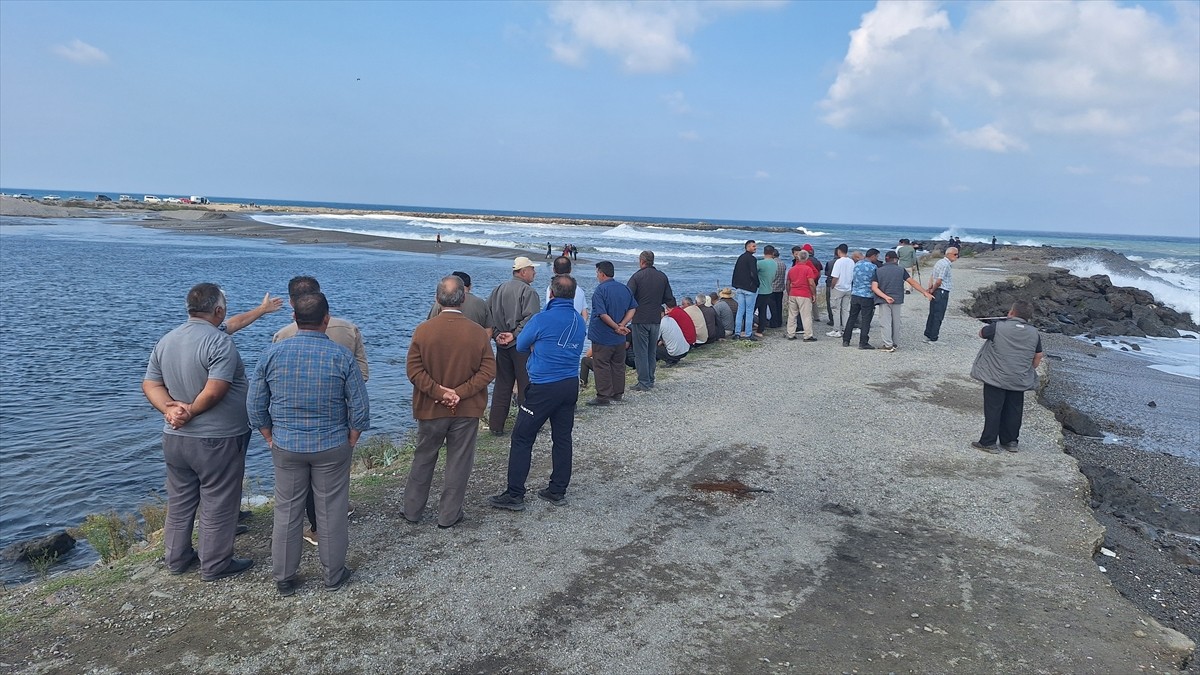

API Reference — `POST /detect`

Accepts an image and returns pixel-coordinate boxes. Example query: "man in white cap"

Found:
[486,257,541,435]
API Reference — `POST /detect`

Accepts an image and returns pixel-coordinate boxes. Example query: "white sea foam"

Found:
[932,227,1041,247]
[604,223,732,245]
[1077,333,1200,380]
[1052,256,1200,324]
[593,246,731,260]
[795,226,828,237]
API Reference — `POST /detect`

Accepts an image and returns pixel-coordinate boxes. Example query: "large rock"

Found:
[1053,403,1104,437]
[1,530,76,562]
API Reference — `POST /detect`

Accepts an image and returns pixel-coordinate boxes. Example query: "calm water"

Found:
[2,207,1197,581]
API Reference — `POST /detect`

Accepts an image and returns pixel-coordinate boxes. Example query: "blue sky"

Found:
[1,1,1197,237]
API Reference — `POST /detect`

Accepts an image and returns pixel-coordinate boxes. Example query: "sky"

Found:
[1,1,1198,237]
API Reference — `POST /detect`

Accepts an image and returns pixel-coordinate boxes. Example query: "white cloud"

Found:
[52,39,109,65]
[821,1,1199,163]
[662,91,691,115]
[547,1,780,74]
[754,170,770,180]
[678,130,700,142]
[1065,165,1095,175]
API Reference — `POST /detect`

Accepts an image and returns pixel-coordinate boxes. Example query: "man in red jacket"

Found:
[664,298,697,346]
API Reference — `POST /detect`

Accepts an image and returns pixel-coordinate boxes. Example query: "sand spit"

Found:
[0,257,1193,673]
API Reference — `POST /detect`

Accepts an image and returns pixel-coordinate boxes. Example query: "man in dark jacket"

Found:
[626,250,674,392]
[970,300,1043,454]
[731,240,759,340]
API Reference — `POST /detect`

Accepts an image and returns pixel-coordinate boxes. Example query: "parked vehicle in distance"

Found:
[96,195,112,202]
[118,195,134,202]
[179,198,192,204]
[143,195,161,203]
[189,196,209,205]
[163,197,182,204]
[42,195,61,202]
[13,193,32,199]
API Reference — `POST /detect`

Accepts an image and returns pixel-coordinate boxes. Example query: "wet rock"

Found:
[1,530,76,562]
[1147,401,1157,408]
[1053,403,1104,437]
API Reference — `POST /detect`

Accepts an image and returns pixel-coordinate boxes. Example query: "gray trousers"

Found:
[404,417,478,527]
[879,303,903,347]
[272,442,352,586]
[830,288,852,331]
[162,431,249,578]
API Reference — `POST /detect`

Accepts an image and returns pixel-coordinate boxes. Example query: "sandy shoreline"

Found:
[1,194,1195,671]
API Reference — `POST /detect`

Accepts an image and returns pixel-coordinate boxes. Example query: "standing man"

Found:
[275,276,369,382]
[248,292,369,596]
[731,240,760,340]
[489,275,586,510]
[626,250,674,392]
[871,250,934,353]
[587,261,637,407]
[405,276,496,528]
[766,246,787,330]
[785,249,820,342]
[427,271,491,329]
[843,248,882,350]
[923,247,958,344]
[970,301,1043,453]
[991,236,998,251]
[142,283,253,582]
[487,257,542,435]
[828,244,854,338]
[896,239,917,294]
[755,247,777,335]
[274,276,369,548]
[823,248,838,326]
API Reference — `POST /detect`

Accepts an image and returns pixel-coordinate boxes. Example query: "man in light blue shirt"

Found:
[248,292,369,596]
[843,248,882,349]
[924,247,958,344]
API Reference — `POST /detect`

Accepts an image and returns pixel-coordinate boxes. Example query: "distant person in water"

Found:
[546,242,552,259]
[436,233,441,247]
[970,300,1043,454]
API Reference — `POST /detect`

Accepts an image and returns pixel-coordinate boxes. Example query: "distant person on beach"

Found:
[731,240,760,340]
[626,250,674,391]
[923,247,958,344]
[486,257,542,436]
[657,301,692,366]
[547,256,588,320]
[843,249,881,350]
[991,236,998,251]
[970,300,1043,454]
[680,297,709,347]
[871,250,934,353]
[142,283,253,582]
[546,242,552,259]
[587,260,637,407]
[275,276,369,381]
[249,291,368,596]
[785,249,820,341]
[828,244,853,338]
[404,276,496,528]
[715,288,736,337]
[427,271,491,330]
[896,239,917,293]
[489,274,586,511]
[436,233,441,247]
[220,293,284,335]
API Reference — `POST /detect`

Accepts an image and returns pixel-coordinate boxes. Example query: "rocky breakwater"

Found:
[967,268,1199,338]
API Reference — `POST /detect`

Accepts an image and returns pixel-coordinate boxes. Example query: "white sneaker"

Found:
[826,330,840,337]
[923,338,938,345]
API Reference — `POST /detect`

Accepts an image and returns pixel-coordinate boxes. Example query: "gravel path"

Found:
[2,258,1193,673]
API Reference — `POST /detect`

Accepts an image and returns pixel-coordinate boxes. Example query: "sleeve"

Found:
[516,315,539,353]
[981,323,997,340]
[662,277,675,307]
[1035,336,1043,353]
[344,359,371,431]
[246,356,272,429]
[593,286,611,319]
[144,343,164,382]
[513,287,541,336]
[406,327,443,400]
[454,335,498,399]
[352,326,370,381]
[205,335,239,382]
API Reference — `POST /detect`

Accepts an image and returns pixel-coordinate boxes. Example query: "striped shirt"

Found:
[247,331,370,453]
[930,257,954,293]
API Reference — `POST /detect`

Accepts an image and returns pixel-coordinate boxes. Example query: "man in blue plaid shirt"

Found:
[248,292,370,597]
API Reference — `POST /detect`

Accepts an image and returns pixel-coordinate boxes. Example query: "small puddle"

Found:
[690,479,768,499]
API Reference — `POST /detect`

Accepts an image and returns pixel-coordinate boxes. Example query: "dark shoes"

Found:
[238,510,252,522]
[488,492,526,511]
[438,512,466,529]
[803,337,817,342]
[489,430,507,437]
[276,578,301,597]
[585,397,611,406]
[325,567,353,592]
[631,383,652,392]
[169,552,200,576]
[202,557,254,582]
[1001,442,1019,453]
[971,441,1002,455]
[859,344,875,350]
[536,488,567,506]
[235,524,249,536]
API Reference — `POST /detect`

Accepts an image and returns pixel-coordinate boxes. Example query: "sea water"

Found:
[1,199,1197,581]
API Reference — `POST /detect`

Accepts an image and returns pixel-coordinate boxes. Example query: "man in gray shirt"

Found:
[486,256,542,435]
[871,250,933,352]
[970,300,1043,453]
[427,271,491,330]
[142,283,253,582]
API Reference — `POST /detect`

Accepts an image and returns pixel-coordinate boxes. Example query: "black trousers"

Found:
[924,289,949,341]
[489,347,530,434]
[843,295,875,346]
[754,294,771,332]
[825,282,833,324]
[980,384,1024,446]
[506,378,578,497]
[769,291,784,328]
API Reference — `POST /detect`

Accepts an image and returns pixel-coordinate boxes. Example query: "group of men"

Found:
[142,236,1038,597]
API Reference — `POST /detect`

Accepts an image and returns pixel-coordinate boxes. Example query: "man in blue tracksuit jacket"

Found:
[489,275,587,511]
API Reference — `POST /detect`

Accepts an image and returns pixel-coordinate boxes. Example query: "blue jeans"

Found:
[734,288,756,336]
[631,322,660,388]
[924,289,949,341]
[506,378,578,497]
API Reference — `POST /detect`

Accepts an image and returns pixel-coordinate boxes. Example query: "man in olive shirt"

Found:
[486,257,542,434]
[426,271,491,330]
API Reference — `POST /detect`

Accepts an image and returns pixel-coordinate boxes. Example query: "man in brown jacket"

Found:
[404,276,497,528]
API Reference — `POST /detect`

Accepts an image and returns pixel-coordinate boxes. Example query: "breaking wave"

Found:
[1051,256,1200,324]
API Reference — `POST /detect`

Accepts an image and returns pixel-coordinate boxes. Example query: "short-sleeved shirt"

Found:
[589,279,638,346]
[756,258,776,296]
[145,318,250,438]
[896,245,916,269]
[831,257,855,292]
[851,260,878,298]
[930,257,953,293]
[872,263,910,304]
[787,263,819,298]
